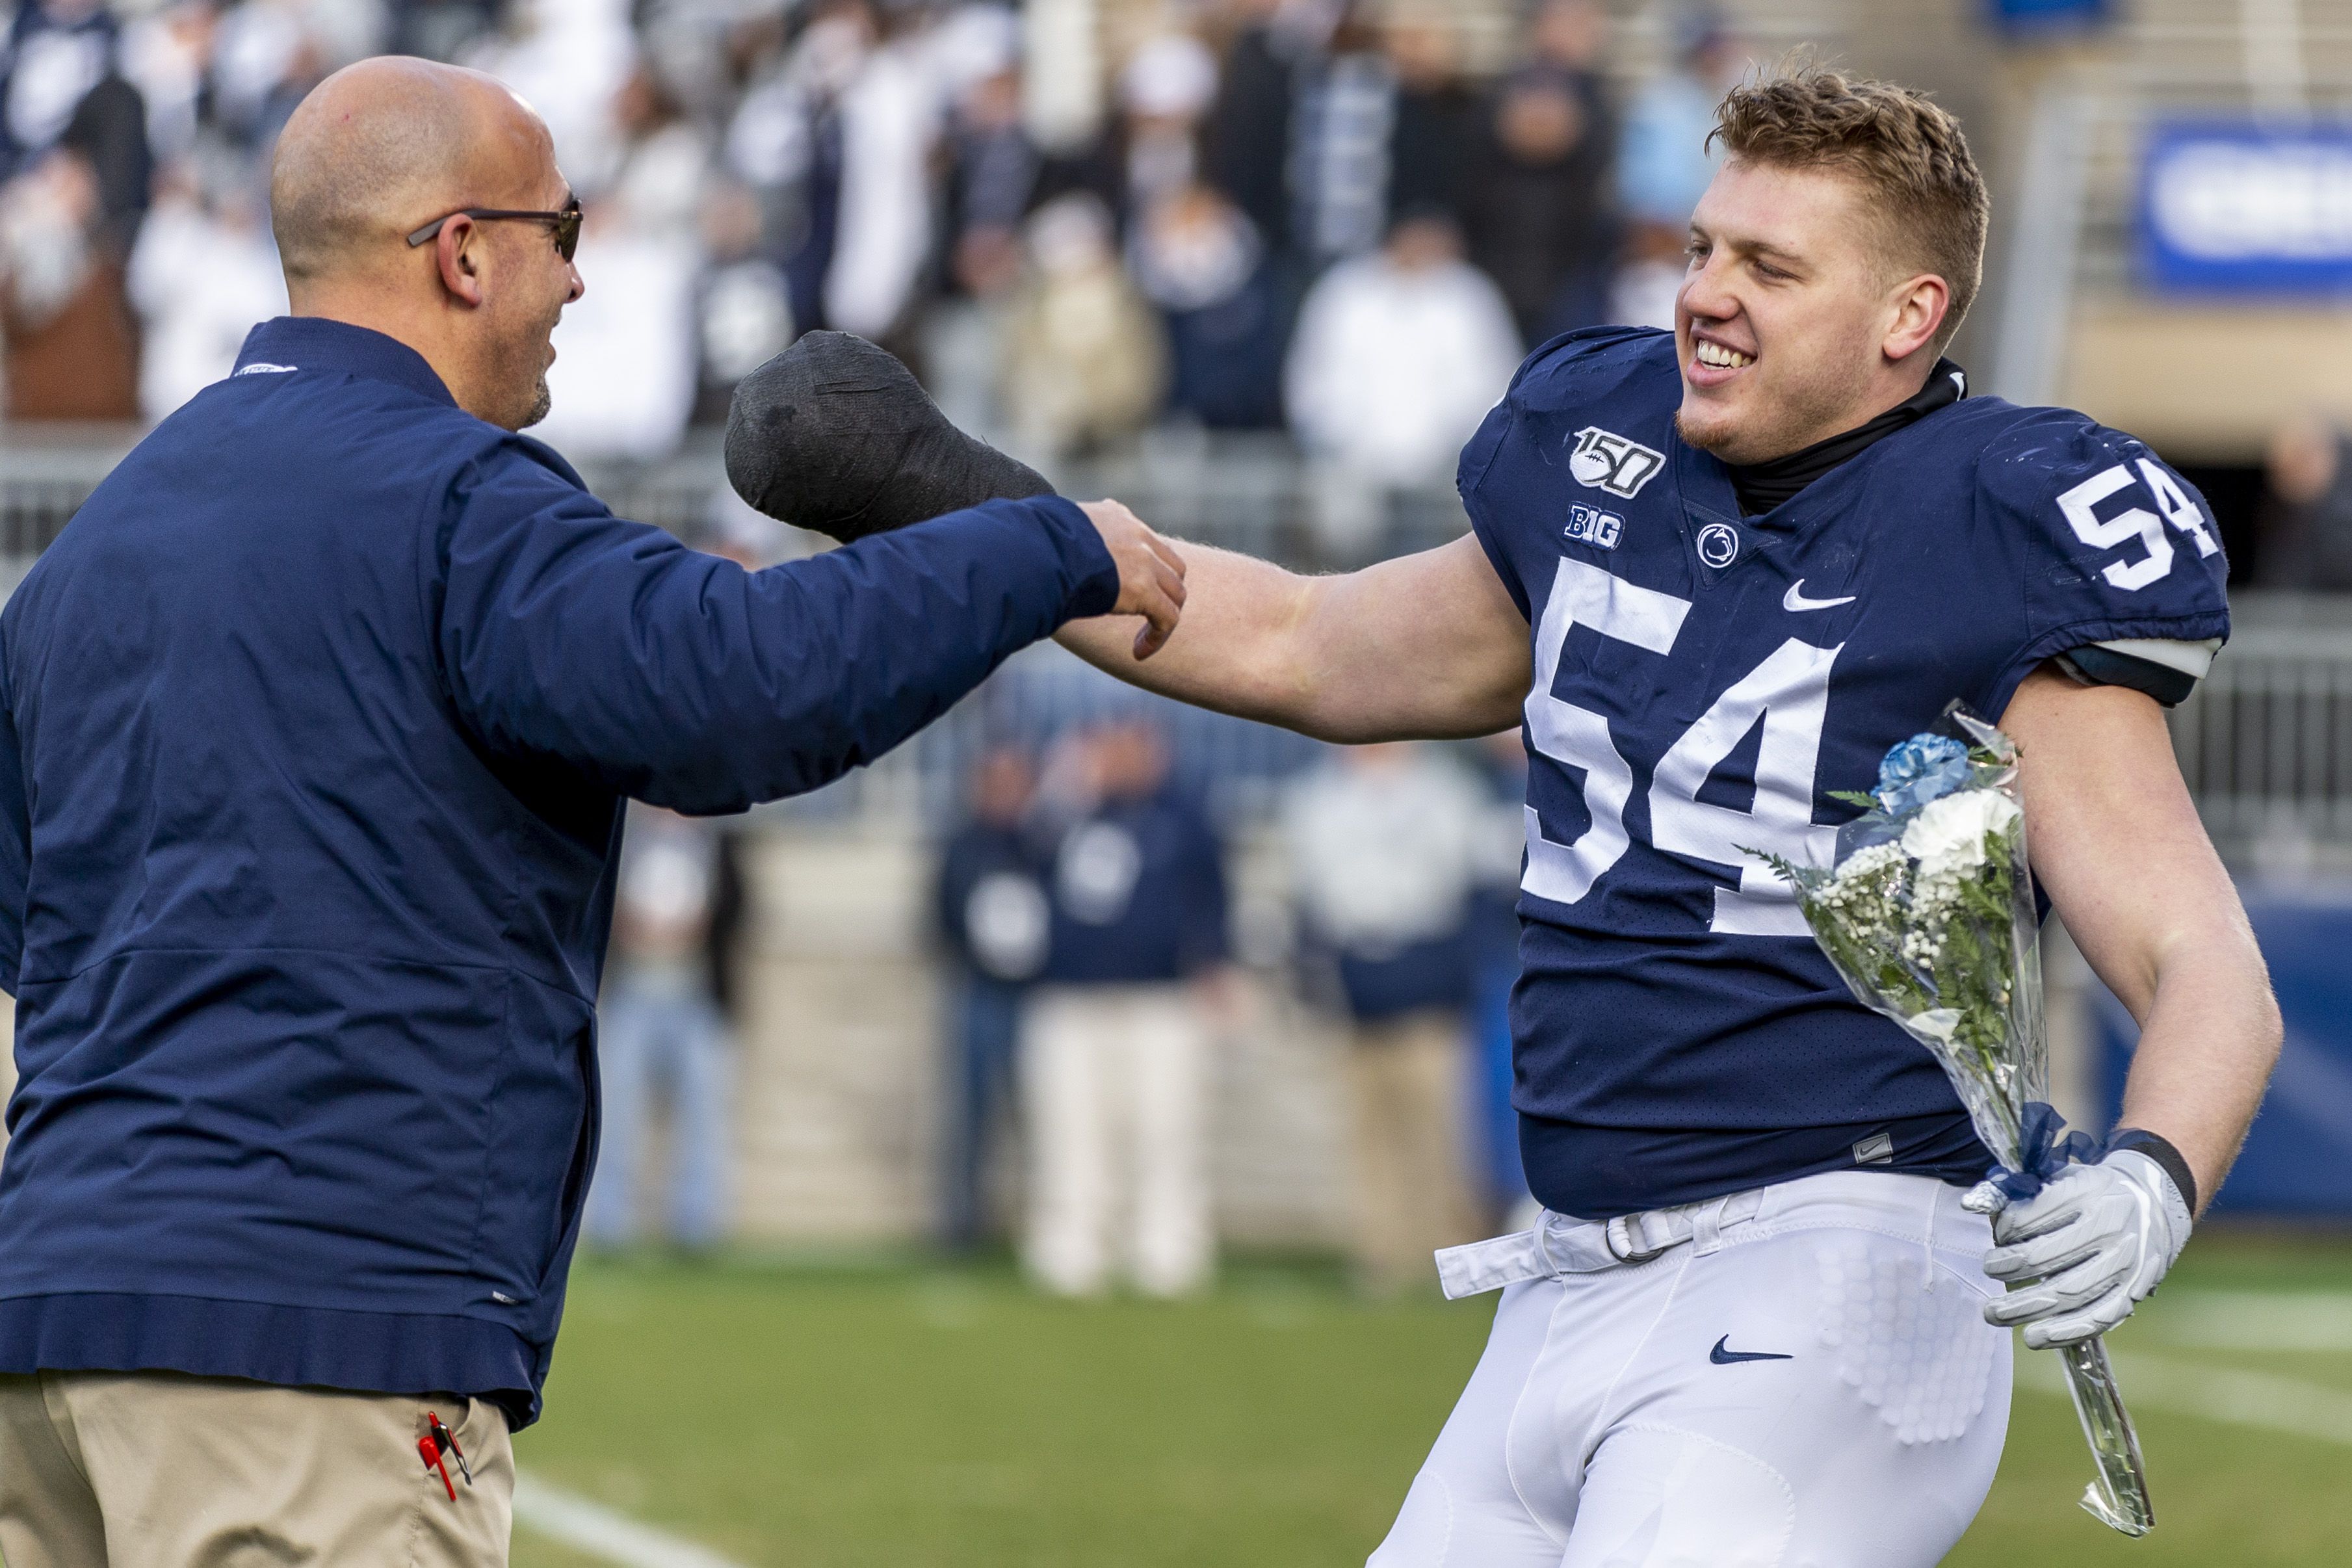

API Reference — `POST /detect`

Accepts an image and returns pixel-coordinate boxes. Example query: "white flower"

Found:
[1817,841,1909,928]
[1900,789,2021,883]
[1829,841,1907,883]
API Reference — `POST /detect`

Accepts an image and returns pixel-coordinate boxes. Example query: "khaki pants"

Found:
[1346,1008,1479,1294]
[1021,984,1214,1298]
[0,1372,514,1567]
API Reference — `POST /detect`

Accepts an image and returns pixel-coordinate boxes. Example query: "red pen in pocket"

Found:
[418,1409,473,1501]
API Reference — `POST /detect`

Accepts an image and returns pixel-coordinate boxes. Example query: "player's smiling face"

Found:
[1673,159,1950,467]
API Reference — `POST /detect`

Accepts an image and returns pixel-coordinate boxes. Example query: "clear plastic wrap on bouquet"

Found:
[1757,711,2156,1537]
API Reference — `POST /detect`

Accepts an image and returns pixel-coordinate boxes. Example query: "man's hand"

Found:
[1079,500,1187,660]
[1981,1149,2192,1349]
[1052,532,1530,742]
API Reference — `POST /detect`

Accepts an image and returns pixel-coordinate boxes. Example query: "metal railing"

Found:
[7,436,2351,846]
[2173,594,2352,852]
[789,638,1331,828]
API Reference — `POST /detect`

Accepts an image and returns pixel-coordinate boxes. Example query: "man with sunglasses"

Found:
[0,55,1185,1566]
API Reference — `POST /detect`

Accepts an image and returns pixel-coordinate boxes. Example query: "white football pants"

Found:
[1370,1170,2011,1568]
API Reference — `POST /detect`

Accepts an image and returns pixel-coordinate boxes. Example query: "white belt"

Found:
[1434,1187,1767,1300]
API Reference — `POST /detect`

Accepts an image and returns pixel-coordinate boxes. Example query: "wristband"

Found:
[2110,1127,2197,1216]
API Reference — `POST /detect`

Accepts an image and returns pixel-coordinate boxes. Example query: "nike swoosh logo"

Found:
[1783,580,1856,612]
[1710,1335,1794,1365]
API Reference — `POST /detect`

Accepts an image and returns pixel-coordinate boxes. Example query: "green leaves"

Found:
[1749,742,2040,1168]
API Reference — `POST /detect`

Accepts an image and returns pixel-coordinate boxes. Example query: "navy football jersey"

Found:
[1457,328,2231,1220]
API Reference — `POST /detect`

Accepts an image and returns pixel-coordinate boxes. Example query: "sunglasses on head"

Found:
[406,196,583,262]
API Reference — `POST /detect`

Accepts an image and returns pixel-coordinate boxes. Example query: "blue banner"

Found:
[2097,887,2352,1216]
[2141,121,2352,293]
[1987,0,2110,33]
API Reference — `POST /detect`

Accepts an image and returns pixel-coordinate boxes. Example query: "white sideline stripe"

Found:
[2015,1350,2352,1446]
[2147,1290,2352,1352]
[512,1470,749,1568]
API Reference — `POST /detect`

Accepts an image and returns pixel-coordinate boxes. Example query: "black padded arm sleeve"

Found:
[2054,646,2200,708]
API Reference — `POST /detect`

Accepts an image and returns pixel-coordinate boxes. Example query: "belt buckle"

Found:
[1605,1213,1667,1264]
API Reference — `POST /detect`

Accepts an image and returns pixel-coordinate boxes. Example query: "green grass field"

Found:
[510,1233,2352,1567]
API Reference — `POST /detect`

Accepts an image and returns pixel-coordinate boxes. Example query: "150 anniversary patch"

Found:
[1567,426,1666,499]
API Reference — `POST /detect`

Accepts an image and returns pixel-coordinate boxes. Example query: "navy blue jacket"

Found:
[0,317,1117,1424]
[1038,788,1229,986]
[935,818,1049,984]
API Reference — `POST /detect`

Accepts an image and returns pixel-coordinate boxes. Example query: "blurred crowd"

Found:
[932,718,1532,1296]
[2259,415,2352,592]
[0,0,1751,487]
[586,699,1543,1294]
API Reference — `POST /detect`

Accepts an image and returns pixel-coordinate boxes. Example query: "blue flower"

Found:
[1874,733,1971,817]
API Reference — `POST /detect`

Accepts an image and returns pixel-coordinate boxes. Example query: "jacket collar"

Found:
[233,317,458,409]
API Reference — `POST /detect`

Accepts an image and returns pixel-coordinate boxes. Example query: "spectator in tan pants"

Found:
[1021,716,1231,1298]
[1286,743,1487,1293]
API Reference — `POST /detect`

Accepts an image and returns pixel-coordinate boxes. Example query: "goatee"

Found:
[1673,408,1734,458]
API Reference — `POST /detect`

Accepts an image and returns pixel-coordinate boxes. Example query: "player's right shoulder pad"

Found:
[1507,325,1677,414]
[1457,326,1675,498]
[1972,405,2231,653]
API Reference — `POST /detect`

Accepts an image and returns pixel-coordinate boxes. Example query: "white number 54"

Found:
[1521,557,1835,937]
[2057,460,2218,592]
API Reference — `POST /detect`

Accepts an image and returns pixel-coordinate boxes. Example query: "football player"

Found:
[1056,69,2281,1565]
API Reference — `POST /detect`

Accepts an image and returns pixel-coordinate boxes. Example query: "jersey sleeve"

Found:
[1456,396,1529,620]
[1976,414,2232,721]
[1455,326,1671,624]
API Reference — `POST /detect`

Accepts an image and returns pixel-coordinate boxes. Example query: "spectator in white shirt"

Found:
[824,7,938,340]
[536,69,710,460]
[1283,210,1522,490]
[1116,33,1218,222]
[461,0,635,194]
[127,154,285,420]
[534,196,700,461]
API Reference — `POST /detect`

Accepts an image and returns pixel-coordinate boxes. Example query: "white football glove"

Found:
[1980,1149,2192,1350]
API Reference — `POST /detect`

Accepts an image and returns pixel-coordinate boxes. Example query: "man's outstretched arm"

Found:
[1056,522,1531,744]
[1979,665,2280,1348]
[438,457,1187,814]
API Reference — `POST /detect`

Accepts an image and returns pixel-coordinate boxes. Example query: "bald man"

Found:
[0,58,1183,1567]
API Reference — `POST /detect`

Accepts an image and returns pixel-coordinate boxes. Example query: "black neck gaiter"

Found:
[1727,359,1967,516]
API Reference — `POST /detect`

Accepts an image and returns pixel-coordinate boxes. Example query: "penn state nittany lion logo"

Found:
[1697,522,1740,568]
[1567,426,1666,499]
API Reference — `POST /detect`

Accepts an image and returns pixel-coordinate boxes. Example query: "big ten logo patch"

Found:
[1567,426,1666,499]
[1565,504,1623,550]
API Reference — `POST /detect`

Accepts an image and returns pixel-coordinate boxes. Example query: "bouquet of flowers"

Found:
[1754,711,2156,1537]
